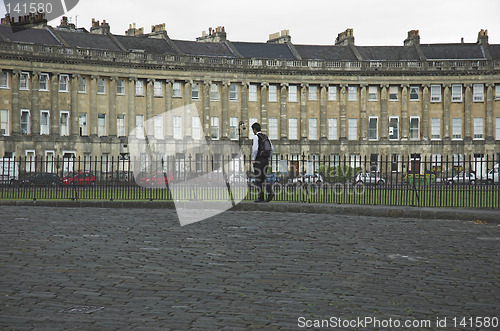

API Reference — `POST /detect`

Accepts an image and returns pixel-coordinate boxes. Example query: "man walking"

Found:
[251,123,274,202]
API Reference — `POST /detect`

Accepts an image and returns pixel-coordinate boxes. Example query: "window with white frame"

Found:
[368,117,378,140]
[0,71,8,88]
[136,80,144,96]
[431,118,441,139]
[348,118,357,140]
[330,154,340,167]
[496,117,500,140]
[288,118,298,140]
[249,117,257,139]
[173,82,182,97]
[21,109,30,134]
[59,74,69,92]
[191,83,200,100]
[409,116,420,140]
[78,77,86,93]
[473,117,483,139]
[79,113,87,136]
[269,118,278,140]
[154,115,163,139]
[328,118,337,140]
[473,83,484,102]
[192,116,201,140]
[117,79,125,95]
[349,154,361,168]
[60,111,69,136]
[308,118,317,140]
[308,86,318,101]
[328,86,337,101]
[38,110,49,135]
[25,150,35,173]
[97,78,106,94]
[348,86,358,101]
[368,86,378,101]
[288,85,297,102]
[389,117,399,140]
[452,118,462,139]
[98,113,106,136]
[44,151,55,172]
[451,84,462,102]
[269,85,277,102]
[135,115,144,138]
[229,84,238,101]
[20,72,30,90]
[230,117,238,140]
[0,110,8,135]
[154,81,163,97]
[496,85,500,100]
[452,153,464,167]
[389,86,398,100]
[210,84,219,101]
[39,73,49,91]
[409,86,419,100]
[431,154,442,167]
[117,114,125,137]
[249,84,257,102]
[430,84,441,102]
[211,116,219,139]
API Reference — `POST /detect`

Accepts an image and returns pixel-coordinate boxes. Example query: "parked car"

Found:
[288,174,323,185]
[61,172,96,186]
[447,172,476,185]
[137,172,173,187]
[22,172,61,186]
[354,173,385,185]
[487,166,499,184]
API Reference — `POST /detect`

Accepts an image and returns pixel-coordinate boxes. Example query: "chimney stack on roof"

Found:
[404,30,420,46]
[267,29,291,44]
[90,18,110,34]
[125,23,144,37]
[477,29,488,44]
[196,26,227,42]
[335,28,354,46]
[57,16,76,30]
[1,12,47,29]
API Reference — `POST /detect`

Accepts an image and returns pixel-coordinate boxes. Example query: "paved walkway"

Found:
[0,206,499,330]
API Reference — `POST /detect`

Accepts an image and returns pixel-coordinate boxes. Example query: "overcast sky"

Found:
[2,0,500,45]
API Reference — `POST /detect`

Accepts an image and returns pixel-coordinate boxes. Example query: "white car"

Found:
[447,172,476,185]
[289,174,323,185]
[354,173,385,185]
[487,166,499,184]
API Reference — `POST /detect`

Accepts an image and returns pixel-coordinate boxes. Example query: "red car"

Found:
[61,172,96,185]
[137,172,174,187]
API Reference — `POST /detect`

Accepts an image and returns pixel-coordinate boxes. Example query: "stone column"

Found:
[464,84,472,139]
[401,84,409,140]
[203,81,211,139]
[320,84,328,140]
[11,70,20,134]
[300,83,308,140]
[360,84,367,141]
[31,72,40,135]
[443,84,451,139]
[260,82,269,133]
[165,80,173,138]
[50,73,59,136]
[422,84,430,140]
[221,81,230,139]
[380,84,389,140]
[339,84,347,140]
[241,82,249,134]
[70,74,79,136]
[486,83,494,140]
[108,76,117,137]
[146,78,154,138]
[280,83,288,139]
[127,77,136,135]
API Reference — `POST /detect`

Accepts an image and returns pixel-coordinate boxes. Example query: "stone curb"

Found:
[0,200,498,223]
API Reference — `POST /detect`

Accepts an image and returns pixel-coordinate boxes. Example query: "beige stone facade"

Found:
[0,18,499,168]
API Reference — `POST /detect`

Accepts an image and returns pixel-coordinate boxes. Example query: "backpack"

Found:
[257,133,272,158]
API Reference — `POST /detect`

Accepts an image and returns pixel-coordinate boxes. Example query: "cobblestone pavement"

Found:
[0,206,499,330]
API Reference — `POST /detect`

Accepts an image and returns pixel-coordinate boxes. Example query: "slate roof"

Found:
[294,45,358,61]
[356,46,420,61]
[56,30,121,51]
[171,40,234,57]
[231,42,296,59]
[420,44,486,60]
[0,26,60,45]
[114,35,177,54]
[488,44,500,59]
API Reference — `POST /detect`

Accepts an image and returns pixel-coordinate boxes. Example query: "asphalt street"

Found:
[0,206,499,330]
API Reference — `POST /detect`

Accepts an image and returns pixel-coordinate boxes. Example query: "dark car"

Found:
[61,172,96,186]
[22,172,61,186]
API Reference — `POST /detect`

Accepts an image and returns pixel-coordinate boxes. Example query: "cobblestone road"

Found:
[0,206,499,330]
